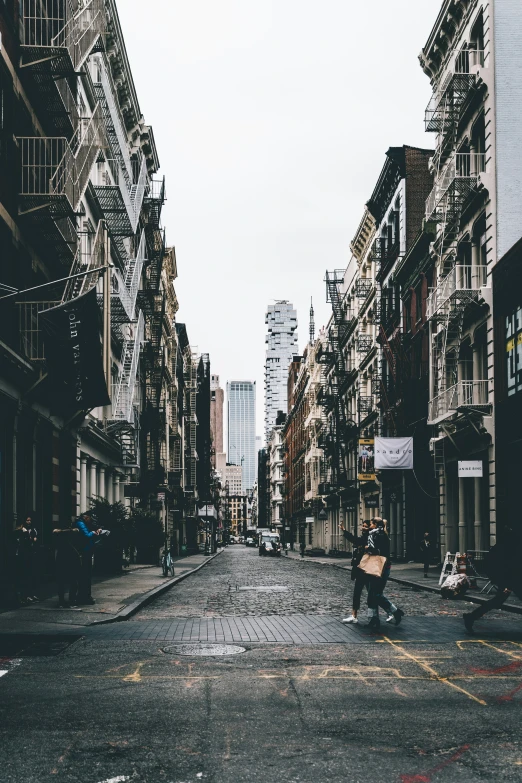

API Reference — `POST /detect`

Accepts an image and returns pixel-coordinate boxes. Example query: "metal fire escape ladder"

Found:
[324,271,349,489]
[107,310,145,466]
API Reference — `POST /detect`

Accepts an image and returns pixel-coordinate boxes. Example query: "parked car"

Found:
[259,533,281,557]
[245,537,256,547]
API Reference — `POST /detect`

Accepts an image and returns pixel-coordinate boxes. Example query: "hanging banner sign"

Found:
[40,287,110,411]
[358,438,375,481]
[458,461,483,477]
[364,496,379,508]
[374,437,414,470]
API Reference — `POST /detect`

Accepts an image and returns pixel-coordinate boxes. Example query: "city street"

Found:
[1,547,521,783]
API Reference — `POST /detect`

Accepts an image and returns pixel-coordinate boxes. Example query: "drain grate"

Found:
[162,643,246,656]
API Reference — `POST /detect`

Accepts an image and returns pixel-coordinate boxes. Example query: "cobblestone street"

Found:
[132,546,516,623]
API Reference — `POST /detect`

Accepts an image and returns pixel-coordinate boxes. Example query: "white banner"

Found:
[458,461,483,477]
[374,437,414,470]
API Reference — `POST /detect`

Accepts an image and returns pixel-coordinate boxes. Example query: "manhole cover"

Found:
[162,644,246,656]
[238,586,288,592]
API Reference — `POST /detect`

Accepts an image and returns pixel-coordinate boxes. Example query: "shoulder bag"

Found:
[358,553,387,578]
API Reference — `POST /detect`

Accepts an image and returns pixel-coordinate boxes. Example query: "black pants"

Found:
[56,555,80,604]
[78,551,93,600]
[352,570,367,612]
[424,560,430,574]
[468,588,511,621]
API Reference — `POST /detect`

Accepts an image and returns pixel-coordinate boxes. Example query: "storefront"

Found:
[493,239,522,540]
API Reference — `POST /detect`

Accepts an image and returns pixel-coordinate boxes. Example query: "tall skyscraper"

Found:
[264,300,298,442]
[227,380,256,492]
[210,374,225,472]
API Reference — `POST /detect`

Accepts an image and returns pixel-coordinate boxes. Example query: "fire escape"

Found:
[17,1,106,267]
[424,47,490,430]
[139,178,168,491]
[318,271,357,495]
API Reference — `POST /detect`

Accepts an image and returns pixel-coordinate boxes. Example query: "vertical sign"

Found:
[358,438,375,481]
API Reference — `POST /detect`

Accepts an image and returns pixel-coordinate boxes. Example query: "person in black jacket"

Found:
[339,519,370,624]
[420,531,434,578]
[365,518,404,630]
[463,523,522,634]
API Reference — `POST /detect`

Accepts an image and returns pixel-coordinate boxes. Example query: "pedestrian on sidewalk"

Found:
[420,531,434,578]
[75,511,101,605]
[299,541,306,558]
[24,513,40,601]
[339,519,370,624]
[463,523,522,634]
[53,523,81,608]
[11,522,32,605]
[366,518,404,630]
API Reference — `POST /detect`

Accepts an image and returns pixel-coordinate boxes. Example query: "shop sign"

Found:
[358,438,375,481]
[506,305,522,397]
[40,287,111,411]
[364,497,379,508]
[305,516,314,525]
[458,461,483,477]
[375,437,413,470]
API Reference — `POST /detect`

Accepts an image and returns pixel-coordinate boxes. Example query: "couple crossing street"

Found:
[340,517,404,631]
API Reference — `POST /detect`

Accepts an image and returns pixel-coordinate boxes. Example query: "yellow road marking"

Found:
[477,641,522,660]
[382,636,487,706]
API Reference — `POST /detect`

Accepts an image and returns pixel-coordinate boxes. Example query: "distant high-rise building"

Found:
[210,374,225,471]
[224,464,243,495]
[227,380,256,492]
[264,301,298,442]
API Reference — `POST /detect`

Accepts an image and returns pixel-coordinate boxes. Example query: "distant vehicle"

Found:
[245,537,256,547]
[259,533,281,557]
[229,536,239,544]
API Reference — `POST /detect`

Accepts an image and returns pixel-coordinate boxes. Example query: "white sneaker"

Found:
[385,614,394,623]
[342,616,358,624]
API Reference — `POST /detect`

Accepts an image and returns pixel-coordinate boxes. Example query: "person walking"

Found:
[24,513,40,601]
[463,523,522,634]
[53,523,81,608]
[299,540,306,559]
[339,519,370,624]
[11,523,32,605]
[75,511,101,605]
[420,531,434,578]
[365,518,404,630]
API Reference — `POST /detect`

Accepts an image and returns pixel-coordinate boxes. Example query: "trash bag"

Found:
[440,573,471,599]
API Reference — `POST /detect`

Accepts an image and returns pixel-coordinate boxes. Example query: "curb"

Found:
[388,575,522,616]
[89,550,223,626]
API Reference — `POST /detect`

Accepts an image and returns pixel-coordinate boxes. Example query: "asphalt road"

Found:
[1,547,521,783]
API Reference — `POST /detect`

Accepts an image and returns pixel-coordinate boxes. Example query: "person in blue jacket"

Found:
[75,511,101,605]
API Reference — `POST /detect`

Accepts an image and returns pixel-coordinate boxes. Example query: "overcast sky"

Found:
[118,0,442,438]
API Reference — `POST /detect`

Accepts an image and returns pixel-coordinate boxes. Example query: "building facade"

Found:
[264,301,298,442]
[227,380,256,491]
[210,374,225,472]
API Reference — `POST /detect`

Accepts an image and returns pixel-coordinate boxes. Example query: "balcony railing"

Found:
[425,153,485,222]
[21,0,105,72]
[425,49,485,133]
[426,264,489,320]
[18,301,60,361]
[19,103,105,215]
[428,380,490,424]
